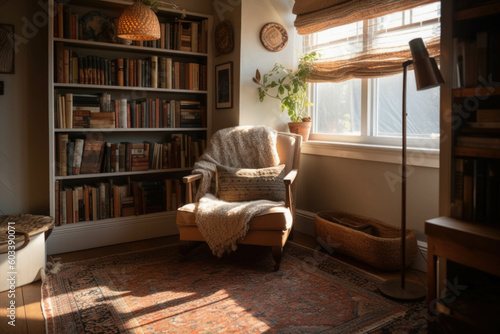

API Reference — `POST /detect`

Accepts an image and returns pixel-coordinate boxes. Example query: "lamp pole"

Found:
[401,59,412,290]
[378,59,427,301]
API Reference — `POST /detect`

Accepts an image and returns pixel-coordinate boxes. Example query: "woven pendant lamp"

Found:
[117,0,160,41]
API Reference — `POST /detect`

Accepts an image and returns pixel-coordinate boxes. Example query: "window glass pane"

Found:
[375,71,440,138]
[411,2,441,22]
[376,11,403,31]
[302,22,363,59]
[312,80,362,135]
[372,3,440,49]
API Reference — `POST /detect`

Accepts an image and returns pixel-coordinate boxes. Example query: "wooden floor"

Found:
[0,232,427,334]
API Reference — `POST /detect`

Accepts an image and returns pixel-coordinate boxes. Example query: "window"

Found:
[302,2,441,149]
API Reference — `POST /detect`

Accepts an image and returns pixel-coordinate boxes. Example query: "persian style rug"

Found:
[42,243,426,333]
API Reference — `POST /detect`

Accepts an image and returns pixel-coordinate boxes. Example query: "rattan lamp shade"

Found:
[116,1,160,41]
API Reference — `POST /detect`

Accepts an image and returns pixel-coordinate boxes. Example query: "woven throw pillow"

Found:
[215,165,286,202]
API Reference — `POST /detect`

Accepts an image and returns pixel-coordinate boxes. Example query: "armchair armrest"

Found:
[183,173,203,204]
[183,173,202,184]
[284,169,298,209]
[284,169,298,186]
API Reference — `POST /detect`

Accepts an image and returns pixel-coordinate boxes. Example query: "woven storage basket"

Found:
[314,210,417,271]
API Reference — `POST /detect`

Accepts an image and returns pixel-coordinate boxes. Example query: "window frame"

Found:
[302,6,441,167]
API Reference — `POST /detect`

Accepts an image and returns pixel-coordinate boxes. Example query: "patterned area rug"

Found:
[42,242,427,333]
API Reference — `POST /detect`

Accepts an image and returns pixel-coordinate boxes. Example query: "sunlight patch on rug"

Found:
[42,243,426,333]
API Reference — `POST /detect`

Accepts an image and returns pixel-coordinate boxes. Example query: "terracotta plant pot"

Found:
[288,121,311,141]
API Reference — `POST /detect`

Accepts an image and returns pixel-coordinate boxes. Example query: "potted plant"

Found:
[252,52,319,141]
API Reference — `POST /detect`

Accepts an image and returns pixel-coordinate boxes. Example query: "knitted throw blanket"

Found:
[193,126,284,257]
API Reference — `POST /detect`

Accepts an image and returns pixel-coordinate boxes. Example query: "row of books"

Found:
[55,43,207,90]
[56,133,206,177]
[454,30,500,88]
[56,93,206,129]
[54,178,186,226]
[53,3,208,53]
[452,158,500,223]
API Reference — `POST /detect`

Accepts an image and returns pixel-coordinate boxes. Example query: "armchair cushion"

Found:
[177,204,292,231]
[215,164,286,202]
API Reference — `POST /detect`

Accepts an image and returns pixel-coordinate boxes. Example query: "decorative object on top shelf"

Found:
[81,12,117,43]
[215,62,232,109]
[378,37,444,302]
[214,20,234,56]
[260,22,288,52]
[252,52,319,140]
[116,0,185,41]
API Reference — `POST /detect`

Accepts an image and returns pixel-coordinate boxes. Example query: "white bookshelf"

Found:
[47,0,213,254]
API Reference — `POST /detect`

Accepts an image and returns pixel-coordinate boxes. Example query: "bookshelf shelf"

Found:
[452,86,500,98]
[54,167,193,180]
[454,2,500,21]
[53,37,209,57]
[454,147,500,159]
[46,210,179,254]
[54,83,208,94]
[54,128,207,133]
[48,0,213,254]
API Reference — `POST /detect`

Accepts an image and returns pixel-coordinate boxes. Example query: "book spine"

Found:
[55,180,61,226]
[65,93,73,129]
[58,3,64,38]
[56,42,64,83]
[117,58,124,86]
[72,138,84,175]
[119,98,128,128]
[151,56,158,88]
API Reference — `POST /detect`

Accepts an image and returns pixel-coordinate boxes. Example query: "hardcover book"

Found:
[80,138,105,174]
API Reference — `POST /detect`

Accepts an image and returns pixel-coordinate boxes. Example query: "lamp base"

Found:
[379,280,427,301]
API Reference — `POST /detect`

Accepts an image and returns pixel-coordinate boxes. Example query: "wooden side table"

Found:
[425,217,500,332]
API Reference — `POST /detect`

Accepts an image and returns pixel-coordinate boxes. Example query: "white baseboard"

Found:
[46,212,179,255]
[294,209,428,272]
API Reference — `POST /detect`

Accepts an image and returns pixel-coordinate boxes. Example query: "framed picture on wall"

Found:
[215,62,232,109]
[0,24,15,74]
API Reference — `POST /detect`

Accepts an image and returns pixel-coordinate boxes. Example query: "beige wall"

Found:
[240,0,296,132]
[211,0,241,133]
[0,0,49,215]
[297,154,439,240]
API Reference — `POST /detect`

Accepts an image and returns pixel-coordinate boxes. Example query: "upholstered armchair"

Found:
[176,126,302,270]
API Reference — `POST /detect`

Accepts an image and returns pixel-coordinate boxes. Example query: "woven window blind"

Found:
[297,1,441,83]
[293,0,436,34]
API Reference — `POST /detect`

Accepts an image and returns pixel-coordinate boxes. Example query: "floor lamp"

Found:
[379,38,444,301]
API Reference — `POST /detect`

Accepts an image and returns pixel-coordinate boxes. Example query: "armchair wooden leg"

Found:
[178,241,203,259]
[272,246,283,271]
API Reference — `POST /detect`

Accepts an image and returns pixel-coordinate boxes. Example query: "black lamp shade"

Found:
[409,38,444,90]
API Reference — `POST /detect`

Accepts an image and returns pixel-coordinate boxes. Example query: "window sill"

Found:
[301,140,439,168]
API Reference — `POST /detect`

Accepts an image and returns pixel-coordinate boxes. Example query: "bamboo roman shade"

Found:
[293,0,437,35]
[295,0,441,82]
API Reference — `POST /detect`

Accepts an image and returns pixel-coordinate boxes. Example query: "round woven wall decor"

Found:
[214,20,234,56]
[260,22,288,52]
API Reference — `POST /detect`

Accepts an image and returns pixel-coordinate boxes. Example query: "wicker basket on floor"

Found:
[314,210,417,271]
